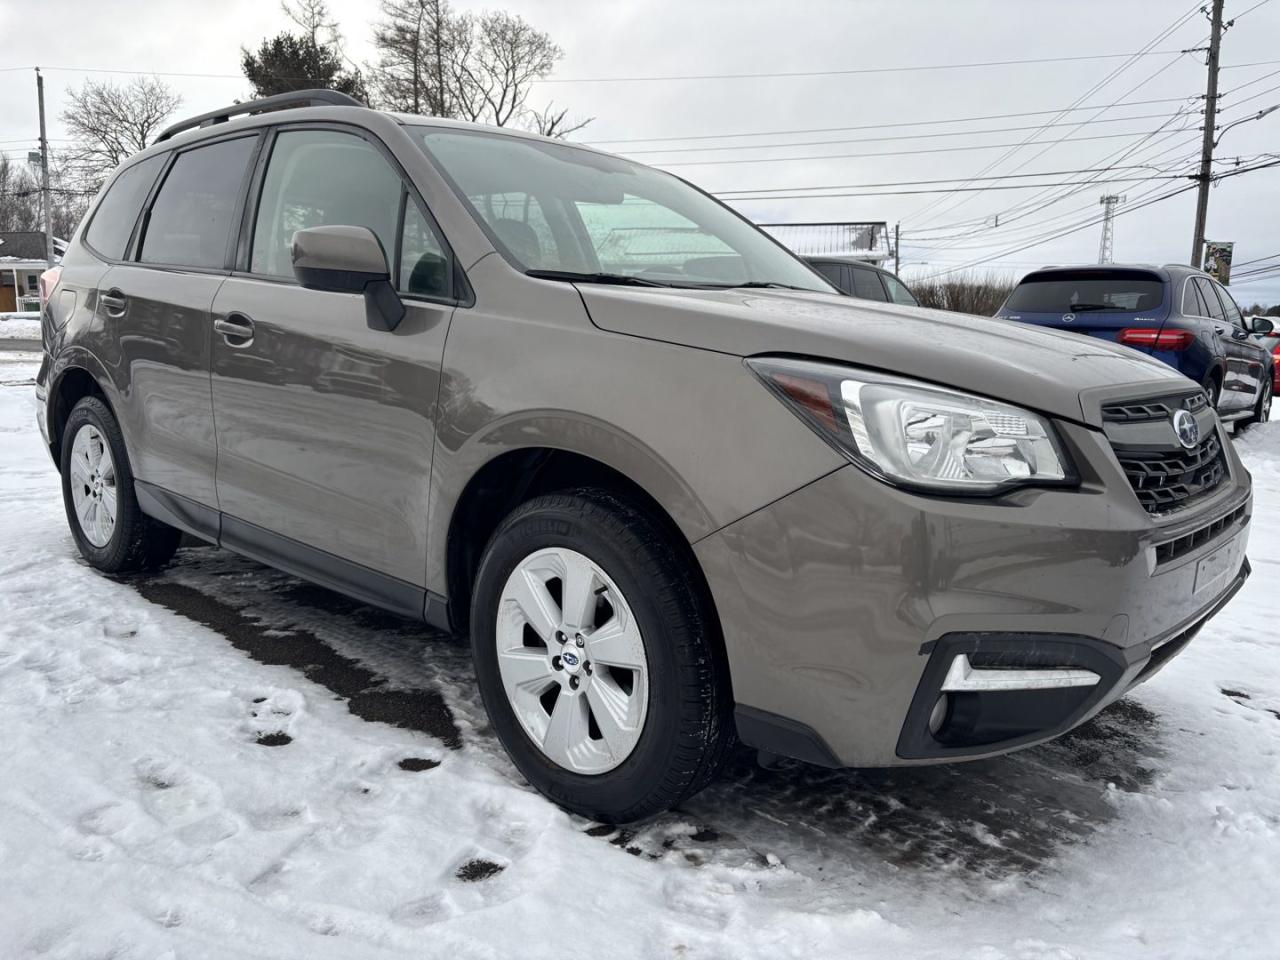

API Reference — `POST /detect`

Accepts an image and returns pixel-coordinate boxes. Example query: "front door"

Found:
[210,126,458,610]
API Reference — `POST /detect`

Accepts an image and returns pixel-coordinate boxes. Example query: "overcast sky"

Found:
[4,0,1279,302]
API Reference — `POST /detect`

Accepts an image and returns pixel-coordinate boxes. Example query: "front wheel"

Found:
[470,489,734,823]
[60,396,181,572]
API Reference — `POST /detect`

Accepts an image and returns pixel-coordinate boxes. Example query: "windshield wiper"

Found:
[1067,303,1120,312]
[719,281,812,291]
[525,269,669,287]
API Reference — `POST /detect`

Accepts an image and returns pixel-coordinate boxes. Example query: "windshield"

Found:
[411,126,833,292]
[1004,269,1164,313]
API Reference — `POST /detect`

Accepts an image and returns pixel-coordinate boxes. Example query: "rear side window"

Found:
[1004,269,1164,313]
[84,155,165,260]
[139,137,257,269]
[1184,279,1208,316]
[251,129,403,279]
[1195,278,1226,321]
[849,266,888,301]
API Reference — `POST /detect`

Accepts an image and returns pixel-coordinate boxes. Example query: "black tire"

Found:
[470,489,734,823]
[1204,376,1222,412]
[1238,378,1273,433]
[60,396,181,573]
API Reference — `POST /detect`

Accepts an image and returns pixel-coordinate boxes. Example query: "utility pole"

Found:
[893,222,900,275]
[36,67,54,268]
[1097,194,1125,264]
[1190,0,1225,269]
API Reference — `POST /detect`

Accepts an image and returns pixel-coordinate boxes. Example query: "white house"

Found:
[0,231,66,313]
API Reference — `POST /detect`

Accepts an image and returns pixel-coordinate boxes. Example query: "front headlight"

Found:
[747,357,1075,495]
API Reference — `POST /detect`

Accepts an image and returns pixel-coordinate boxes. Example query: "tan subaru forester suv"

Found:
[37,91,1252,822]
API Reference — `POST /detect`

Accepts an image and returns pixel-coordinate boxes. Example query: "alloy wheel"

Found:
[495,547,649,774]
[69,425,117,548]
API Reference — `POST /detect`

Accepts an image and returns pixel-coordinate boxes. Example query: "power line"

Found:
[714,164,1188,196]
[580,96,1198,146]
[618,112,1181,156]
[904,3,1204,228]
[917,158,1280,279]
[718,174,1187,202]
[652,128,1176,168]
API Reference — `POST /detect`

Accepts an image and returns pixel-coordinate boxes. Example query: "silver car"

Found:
[36,91,1252,822]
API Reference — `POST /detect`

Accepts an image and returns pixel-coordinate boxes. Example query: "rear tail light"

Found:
[1118,327,1195,350]
[38,266,62,306]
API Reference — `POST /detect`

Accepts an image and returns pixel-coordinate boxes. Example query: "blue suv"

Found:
[997,264,1274,429]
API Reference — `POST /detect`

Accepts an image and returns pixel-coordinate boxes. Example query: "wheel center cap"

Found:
[560,647,582,674]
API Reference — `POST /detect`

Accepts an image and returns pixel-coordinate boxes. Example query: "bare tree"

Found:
[370,0,454,115]
[450,11,560,126]
[371,4,589,136]
[60,77,182,190]
[0,154,92,239]
[281,0,342,49]
[528,102,593,139]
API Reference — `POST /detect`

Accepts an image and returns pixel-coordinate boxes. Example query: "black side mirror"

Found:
[1250,315,1275,336]
[291,225,406,332]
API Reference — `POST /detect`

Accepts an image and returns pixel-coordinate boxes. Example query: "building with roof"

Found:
[0,232,65,313]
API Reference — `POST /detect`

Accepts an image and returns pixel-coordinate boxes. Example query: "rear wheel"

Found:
[1238,378,1273,433]
[470,489,734,823]
[60,396,181,573]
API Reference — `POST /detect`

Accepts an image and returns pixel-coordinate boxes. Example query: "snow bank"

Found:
[0,313,41,340]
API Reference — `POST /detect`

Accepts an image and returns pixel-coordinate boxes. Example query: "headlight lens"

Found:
[748,357,1074,494]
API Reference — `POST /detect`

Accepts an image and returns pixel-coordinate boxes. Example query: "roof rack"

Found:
[156,89,365,143]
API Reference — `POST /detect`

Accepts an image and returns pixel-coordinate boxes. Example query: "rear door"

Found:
[209,124,457,611]
[93,134,259,510]
[999,268,1168,342]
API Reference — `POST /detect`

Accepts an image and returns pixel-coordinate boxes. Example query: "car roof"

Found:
[803,256,895,275]
[1017,262,1212,282]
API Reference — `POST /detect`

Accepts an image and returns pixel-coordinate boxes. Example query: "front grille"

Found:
[1102,391,1207,423]
[1154,503,1247,565]
[1112,431,1227,514]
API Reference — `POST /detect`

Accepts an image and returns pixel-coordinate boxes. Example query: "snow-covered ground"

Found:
[1,351,1278,959]
[0,313,41,340]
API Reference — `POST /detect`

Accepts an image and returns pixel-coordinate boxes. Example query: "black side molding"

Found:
[135,480,220,543]
[734,704,842,768]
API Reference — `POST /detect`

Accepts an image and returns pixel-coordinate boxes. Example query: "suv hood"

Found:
[577,286,1187,425]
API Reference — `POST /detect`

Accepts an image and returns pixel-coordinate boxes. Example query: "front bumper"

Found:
[694,417,1252,768]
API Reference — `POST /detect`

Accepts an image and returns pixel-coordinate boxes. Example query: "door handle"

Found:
[99,288,127,317]
[214,313,255,346]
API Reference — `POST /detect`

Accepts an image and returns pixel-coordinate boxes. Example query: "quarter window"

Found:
[84,154,166,261]
[139,137,256,269]
[251,129,403,279]
[881,272,918,306]
[399,199,450,298]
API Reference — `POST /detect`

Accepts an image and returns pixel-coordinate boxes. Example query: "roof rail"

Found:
[156,89,365,143]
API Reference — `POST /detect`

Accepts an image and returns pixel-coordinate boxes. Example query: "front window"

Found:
[1004,269,1164,313]
[412,126,833,292]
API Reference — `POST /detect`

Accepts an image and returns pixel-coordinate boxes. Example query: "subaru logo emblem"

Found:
[1173,409,1199,449]
[1062,313,1075,323]
[562,651,580,667]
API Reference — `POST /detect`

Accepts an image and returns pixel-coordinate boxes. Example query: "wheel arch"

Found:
[441,444,721,643]
[48,361,117,465]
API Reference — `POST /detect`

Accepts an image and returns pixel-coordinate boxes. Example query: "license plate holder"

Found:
[1194,535,1238,597]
